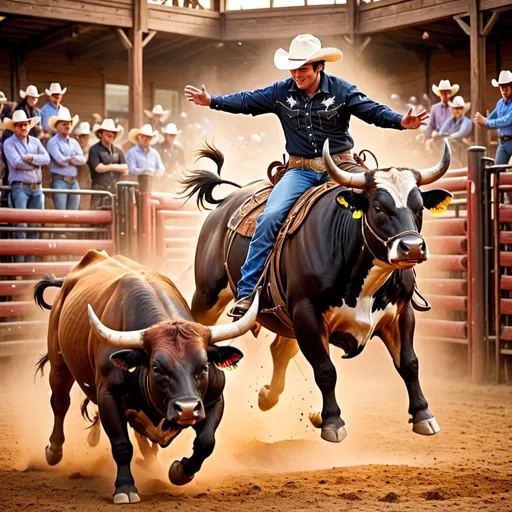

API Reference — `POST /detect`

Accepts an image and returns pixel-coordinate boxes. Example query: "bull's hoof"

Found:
[308,411,323,429]
[168,460,194,486]
[412,417,440,436]
[258,385,279,412]
[45,445,63,466]
[113,492,140,504]
[87,423,101,448]
[321,424,348,443]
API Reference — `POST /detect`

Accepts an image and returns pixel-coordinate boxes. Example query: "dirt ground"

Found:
[0,333,511,511]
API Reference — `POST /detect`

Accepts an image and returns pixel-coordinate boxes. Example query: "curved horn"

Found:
[87,304,145,348]
[323,139,366,189]
[209,289,260,343]
[417,139,451,186]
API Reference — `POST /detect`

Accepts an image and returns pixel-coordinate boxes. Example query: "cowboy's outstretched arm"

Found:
[486,105,512,129]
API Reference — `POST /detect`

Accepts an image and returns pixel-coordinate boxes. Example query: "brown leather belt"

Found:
[11,181,41,191]
[500,136,512,143]
[52,174,76,184]
[289,150,354,172]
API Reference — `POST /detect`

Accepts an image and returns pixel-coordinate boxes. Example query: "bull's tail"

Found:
[80,397,98,427]
[180,141,242,210]
[35,353,49,378]
[33,274,64,310]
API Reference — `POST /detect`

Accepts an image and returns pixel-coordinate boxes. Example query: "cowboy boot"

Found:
[227,289,259,319]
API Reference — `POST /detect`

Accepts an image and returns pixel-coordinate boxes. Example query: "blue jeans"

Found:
[495,139,512,166]
[51,176,80,210]
[237,168,331,299]
[8,185,44,263]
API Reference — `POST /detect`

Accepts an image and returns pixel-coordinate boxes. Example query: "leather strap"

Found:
[289,150,354,172]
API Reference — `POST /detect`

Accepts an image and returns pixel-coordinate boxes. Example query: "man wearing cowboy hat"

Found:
[126,124,164,178]
[87,119,128,209]
[144,104,169,129]
[40,83,68,130]
[420,80,459,143]
[156,122,185,191]
[185,33,428,317]
[437,96,472,140]
[74,122,93,209]
[2,110,50,262]
[0,91,11,120]
[474,70,512,166]
[46,111,86,210]
[15,85,42,137]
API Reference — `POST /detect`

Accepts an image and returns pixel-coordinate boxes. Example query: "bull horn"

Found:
[209,289,260,343]
[323,139,366,189]
[87,304,145,348]
[417,139,451,186]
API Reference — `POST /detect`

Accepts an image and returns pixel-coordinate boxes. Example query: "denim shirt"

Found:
[47,133,87,177]
[3,134,50,184]
[438,116,473,140]
[126,144,165,176]
[210,72,403,159]
[487,98,512,137]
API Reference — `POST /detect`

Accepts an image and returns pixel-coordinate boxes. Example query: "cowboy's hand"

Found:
[22,155,33,163]
[401,108,429,129]
[184,84,211,107]
[473,112,487,126]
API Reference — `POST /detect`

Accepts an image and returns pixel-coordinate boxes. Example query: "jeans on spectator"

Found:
[8,185,44,263]
[495,140,512,166]
[237,167,331,300]
[51,176,80,210]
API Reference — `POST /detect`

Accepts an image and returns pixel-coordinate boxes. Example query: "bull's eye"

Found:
[373,206,382,214]
[152,366,160,376]
[202,363,209,374]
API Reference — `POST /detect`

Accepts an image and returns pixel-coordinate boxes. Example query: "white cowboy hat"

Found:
[3,110,41,131]
[161,122,181,135]
[274,34,342,71]
[94,119,123,138]
[48,111,79,132]
[432,80,459,97]
[74,121,91,136]
[45,82,68,96]
[0,91,7,103]
[20,85,41,99]
[448,96,471,114]
[492,70,512,87]
[144,104,169,118]
[128,123,159,145]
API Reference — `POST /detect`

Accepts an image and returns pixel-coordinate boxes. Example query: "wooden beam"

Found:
[481,10,500,36]
[142,30,157,48]
[116,28,133,51]
[130,1,144,130]
[454,15,471,35]
[137,0,149,33]
[346,0,359,35]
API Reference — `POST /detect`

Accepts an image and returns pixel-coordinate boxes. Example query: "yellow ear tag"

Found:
[337,196,349,208]
[352,210,363,219]
[128,367,136,373]
[429,196,452,215]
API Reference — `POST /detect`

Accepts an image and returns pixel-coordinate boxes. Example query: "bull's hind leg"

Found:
[46,357,75,466]
[258,336,299,411]
[381,305,440,436]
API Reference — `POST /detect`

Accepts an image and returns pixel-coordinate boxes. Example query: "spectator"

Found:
[47,111,86,210]
[3,110,50,262]
[144,104,169,140]
[74,122,92,209]
[438,96,472,140]
[156,123,185,192]
[126,124,164,178]
[16,85,42,137]
[0,91,10,120]
[40,83,69,130]
[420,80,459,143]
[474,70,512,166]
[87,119,127,209]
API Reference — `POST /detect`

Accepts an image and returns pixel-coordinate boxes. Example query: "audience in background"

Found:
[156,122,184,192]
[126,124,164,179]
[16,85,43,137]
[40,83,69,130]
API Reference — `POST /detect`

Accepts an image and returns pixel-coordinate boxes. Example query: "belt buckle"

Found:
[64,176,75,184]
[30,184,39,191]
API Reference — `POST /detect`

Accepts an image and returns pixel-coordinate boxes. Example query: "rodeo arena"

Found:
[1,0,512,510]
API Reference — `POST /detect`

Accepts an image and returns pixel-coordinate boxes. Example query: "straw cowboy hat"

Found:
[128,123,159,145]
[48,111,79,132]
[432,79,459,97]
[75,121,91,136]
[19,85,41,99]
[144,104,169,119]
[45,82,68,96]
[94,119,123,138]
[0,91,7,103]
[274,34,343,71]
[492,70,512,87]
[161,122,181,135]
[448,95,471,114]
[3,110,41,131]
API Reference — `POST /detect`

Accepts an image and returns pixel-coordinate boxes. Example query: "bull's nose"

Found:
[174,400,204,424]
[390,235,427,266]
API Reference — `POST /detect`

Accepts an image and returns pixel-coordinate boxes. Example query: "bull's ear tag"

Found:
[128,367,137,373]
[352,210,363,219]
[225,362,238,371]
[337,196,349,208]
[337,194,362,219]
[430,196,452,215]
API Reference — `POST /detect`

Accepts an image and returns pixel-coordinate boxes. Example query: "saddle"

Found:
[226,179,338,328]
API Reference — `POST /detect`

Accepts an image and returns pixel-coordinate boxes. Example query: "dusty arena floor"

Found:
[0,335,511,511]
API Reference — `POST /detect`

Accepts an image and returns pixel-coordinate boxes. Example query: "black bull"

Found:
[182,139,453,443]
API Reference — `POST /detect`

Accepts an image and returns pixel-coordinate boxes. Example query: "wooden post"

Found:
[129,0,145,129]
[469,0,486,146]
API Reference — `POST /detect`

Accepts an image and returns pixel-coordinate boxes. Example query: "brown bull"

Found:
[34,250,258,504]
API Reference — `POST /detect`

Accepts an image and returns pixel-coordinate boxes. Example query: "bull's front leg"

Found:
[97,386,140,504]
[293,299,347,443]
[169,395,224,486]
[381,304,440,436]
